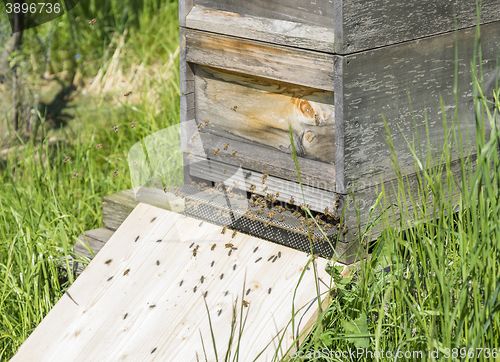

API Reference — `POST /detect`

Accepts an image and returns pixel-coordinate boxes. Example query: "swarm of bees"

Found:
[88,18,97,26]
[124,91,132,97]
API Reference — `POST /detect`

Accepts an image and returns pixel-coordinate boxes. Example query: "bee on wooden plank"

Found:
[231,230,237,238]
[221,226,227,235]
[231,106,237,111]
[197,124,203,131]
[72,172,78,179]
[223,168,227,174]
[88,18,97,25]
[188,153,194,160]
[214,149,220,156]
[342,225,349,234]
[124,91,132,97]
[105,259,112,265]
[279,216,285,222]
[190,134,198,143]
[95,143,103,149]
[262,174,268,184]
[242,300,249,308]
[63,156,71,163]
[334,194,341,201]
[113,125,119,132]
[249,184,256,192]
[264,220,271,228]
[223,144,229,150]
[123,269,130,276]
[113,169,119,177]
[268,211,275,219]
[275,192,279,198]
[231,151,237,157]
[130,121,137,128]
[324,207,329,214]
[278,251,281,258]
[289,196,295,205]
[263,186,268,192]
[211,244,217,251]
[225,242,234,249]
[205,120,210,126]
[250,214,256,220]
[192,248,198,257]
[233,181,239,188]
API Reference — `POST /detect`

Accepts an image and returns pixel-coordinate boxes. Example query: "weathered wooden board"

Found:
[76,228,115,258]
[12,204,337,361]
[342,21,500,191]
[181,0,500,54]
[194,65,335,164]
[184,28,334,91]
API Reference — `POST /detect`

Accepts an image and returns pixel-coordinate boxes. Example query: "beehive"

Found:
[179,1,500,263]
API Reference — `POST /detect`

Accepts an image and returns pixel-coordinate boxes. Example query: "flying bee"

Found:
[223,144,229,150]
[249,185,256,192]
[205,120,210,126]
[231,106,237,111]
[72,172,78,179]
[197,124,203,131]
[190,134,198,143]
[188,153,194,160]
[63,156,71,163]
[130,121,137,128]
[113,125,118,132]
[231,230,237,238]
[231,151,237,157]
[95,143,103,149]
[88,18,97,25]
[225,243,234,249]
[163,185,169,193]
[289,196,295,205]
[214,149,220,155]
[124,91,132,97]
[211,244,217,251]
[242,300,249,308]
[113,169,119,177]
[223,168,227,174]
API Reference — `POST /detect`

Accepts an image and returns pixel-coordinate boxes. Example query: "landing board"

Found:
[12,203,337,361]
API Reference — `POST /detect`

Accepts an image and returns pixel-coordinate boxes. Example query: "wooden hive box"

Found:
[179,1,500,263]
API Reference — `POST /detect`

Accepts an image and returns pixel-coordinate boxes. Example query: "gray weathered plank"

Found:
[184,28,334,91]
[194,65,335,164]
[179,0,194,27]
[179,27,195,95]
[333,55,344,194]
[338,0,500,54]
[76,228,115,258]
[342,21,500,190]
[182,131,336,191]
[186,5,334,53]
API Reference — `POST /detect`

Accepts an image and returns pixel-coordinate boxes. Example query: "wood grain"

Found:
[194,65,335,163]
[12,204,336,361]
[342,21,500,190]
[179,0,194,27]
[184,28,334,91]
[75,228,115,258]
[186,5,334,53]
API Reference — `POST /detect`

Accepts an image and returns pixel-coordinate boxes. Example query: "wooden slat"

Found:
[186,5,334,53]
[75,228,115,258]
[339,0,500,53]
[185,28,334,91]
[342,21,500,191]
[179,0,194,27]
[333,55,345,194]
[179,27,195,95]
[183,130,336,191]
[12,204,339,361]
[194,65,335,164]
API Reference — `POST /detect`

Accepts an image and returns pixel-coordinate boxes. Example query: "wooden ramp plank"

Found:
[75,227,115,258]
[12,203,336,362]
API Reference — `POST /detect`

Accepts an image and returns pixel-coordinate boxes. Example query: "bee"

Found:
[156,260,160,265]
[315,214,321,220]
[268,288,272,294]
[135,236,140,242]
[334,194,341,201]
[123,269,130,276]
[130,121,137,128]
[255,257,262,263]
[199,221,204,227]
[223,168,227,174]
[105,259,112,265]
[263,186,268,192]
[297,226,304,232]
[242,300,249,308]
[223,144,229,150]
[231,230,237,238]
[192,248,197,257]
[201,276,205,283]
[233,181,239,188]
[250,214,256,220]
[231,151,237,157]
[88,18,97,25]
[220,273,224,280]
[163,185,168,193]
[124,91,132,97]
[267,255,274,261]
[231,106,237,111]
[333,202,339,210]
[113,169,119,177]
[249,185,256,192]
[95,144,103,149]
[151,348,157,354]
[225,243,234,249]
[72,172,78,179]
[324,207,329,214]
[279,216,285,222]
[264,220,271,228]
[221,227,227,235]
[113,125,118,132]
[289,196,295,205]
[190,134,198,143]
[342,225,349,234]
[211,244,216,250]
[268,211,274,219]
[63,156,71,163]
[214,149,220,155]
[188,153,194,160]
[107,276,113,281]
[275,192,279,198]
[132,161,140,168]
[278,251,281,258]
[197,123,203,131]
[205,120,210,126]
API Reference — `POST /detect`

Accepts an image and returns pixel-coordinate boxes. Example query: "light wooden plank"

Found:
[12,204,337,361]
[186,5,334,53]
[184,28,334,91]
[342,21,500,190]
[194,65,335,164]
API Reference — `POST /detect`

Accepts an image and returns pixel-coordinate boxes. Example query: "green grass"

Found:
[0,0,499,361]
